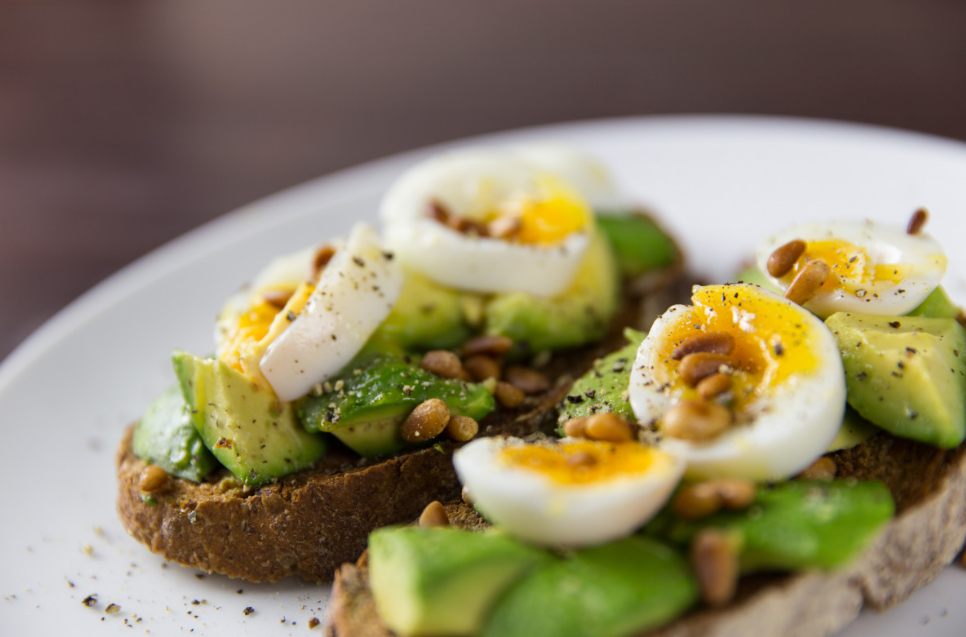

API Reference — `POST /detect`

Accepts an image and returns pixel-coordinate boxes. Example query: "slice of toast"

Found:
[326,434,966,637]
[116,277,692,583]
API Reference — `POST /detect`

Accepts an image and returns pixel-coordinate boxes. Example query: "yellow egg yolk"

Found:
[784,239,911,293]
[487,174,592,245]
[497,441,671,485]
[655,285,820,410]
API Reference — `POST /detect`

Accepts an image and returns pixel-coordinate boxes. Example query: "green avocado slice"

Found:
[596,212,679,277]
[132,386,218,482]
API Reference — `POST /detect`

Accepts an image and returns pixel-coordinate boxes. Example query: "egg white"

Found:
[755,220,947,318]
[258,223,403,401]
[510,142,634,211]
[453,437,685,547]
[379,148,593,297]
[629,284,846,481]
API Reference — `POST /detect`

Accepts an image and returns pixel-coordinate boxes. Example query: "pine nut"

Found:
[488,216,522,239]
[400,398,450,443]
[418,501,450,527]
[671,331,735,360]
[784,258,831,305]
[673,482,723,520]
[662,401,732,441]
[716,478,757,510]
[461,486,474,505]
[445,415,479,442]
[420,350,463,379]
[504,366,550,394]
[766,239,807,277]
[139,465,169,493]
[690,529,738,606]
[494,381,526,408]
[461,335,514,358]
[697,373,731,399]
[797,456,837,480]
[566,451,598,468]
[262,289,294,309]
[585,412,633,443]
[309,245,336,280]
[679,352,736,387]
[427,199,451,223]
[463,355,501,381]
[562,417,588,438]
[907,207,928,235]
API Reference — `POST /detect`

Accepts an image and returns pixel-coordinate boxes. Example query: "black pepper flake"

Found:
[856,372,867,380]
[352,256,365,267]
[773,342,785,356]
[286,311,296,322]
[82,595,98,608]
[236,589,244,595]
[566,395,584,404]
[382,251,394,260]
[243,606,255,616]
[584,389,596,399]
[889,321,901,328]
[907,347,918,355]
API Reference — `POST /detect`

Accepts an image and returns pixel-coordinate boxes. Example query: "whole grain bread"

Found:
[116,274,693,583]
[326,435,966,637]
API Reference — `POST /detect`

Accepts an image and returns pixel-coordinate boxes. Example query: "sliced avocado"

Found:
[825,312,966,448]
[648,479,894,572]
[484,231,620,352]
[732,265,782,294]
[483,537,697,637]
[373,271,473,350]
[296,355,495,457]
[827,406,879,452]
[172,351,328,487]
[908,286,961,319]
[369,526,547,637]
[596,212,678,277]
[132,386,218,482]
[557,328,644,428]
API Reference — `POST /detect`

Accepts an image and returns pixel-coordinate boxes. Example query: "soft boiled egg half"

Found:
[629,284,846,481]
[755,219,947,318]
[215,223,403,402]
[453,436,685,547]
[379,147,601,297]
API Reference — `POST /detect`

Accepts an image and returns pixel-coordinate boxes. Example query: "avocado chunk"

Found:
[732,265,782,294]
[483,537,697,637]
[369,526,547,637]
[908,285,961,319]
[827,406,880,452]
[132,386,218,482]
[557,328,644,428]
[484,231,620,352]
[648,479,894,572]
[825,312,966,448]
[297,355,495,457]
[596,212,678,277]
[172,351,328,487]
[373,271,473,350]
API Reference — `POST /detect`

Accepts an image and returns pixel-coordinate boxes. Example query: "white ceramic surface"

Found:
[2,116,966,636]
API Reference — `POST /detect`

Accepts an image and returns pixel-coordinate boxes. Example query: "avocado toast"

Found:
[115,144,687,583]
[326,213,966,637]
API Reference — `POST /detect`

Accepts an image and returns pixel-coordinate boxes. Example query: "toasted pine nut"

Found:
[504,366,550,394]
[420,350,463,379]
[798,456,837,480]
[766,239,807,278]
[309,245,336,280]
[585,412,633,443]
[445,415,479,442]
[461,486,474,505]
[461,335,514,358]
[716,478,757,510]
[679,352,736,387]
[562,417,588,438]
[697,373,732,399]
[400,398,450,443]
[448,215,489,237]
[488,216,522,239]
[673,482,723,520]
[690,529,738,606]
[566,451,598,468]
[427,199,450,222]
[494,381,526,408]
[662,401,732,441]
[907,207,928,235]
[262,289,294,309]
[139,465,169,493]
[784,258,831,305]
[463,355,501,381]
[671,331,735,360]
[418,501,450,527]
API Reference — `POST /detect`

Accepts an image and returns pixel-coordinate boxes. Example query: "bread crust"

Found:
[327,436,966,637]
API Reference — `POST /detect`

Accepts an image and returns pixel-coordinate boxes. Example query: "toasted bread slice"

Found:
[327,435,966,637]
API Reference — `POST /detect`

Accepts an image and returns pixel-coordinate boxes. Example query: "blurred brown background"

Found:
[2,1,966,363]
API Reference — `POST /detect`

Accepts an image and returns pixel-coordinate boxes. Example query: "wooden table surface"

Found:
[2,1,966,363]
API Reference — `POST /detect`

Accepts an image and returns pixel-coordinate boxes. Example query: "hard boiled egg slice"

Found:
[380,148,595,297]
[259,223,403,401]
[453,437,685,547]
[755,220,947,318]
[629,284,845,481]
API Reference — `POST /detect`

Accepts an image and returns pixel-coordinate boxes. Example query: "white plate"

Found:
[2,116,966,637]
